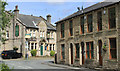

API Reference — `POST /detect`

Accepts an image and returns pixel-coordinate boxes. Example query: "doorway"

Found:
[70,43,73,64]
[81,42,84,64]
[41,45,43,55]
[98,40,102,66]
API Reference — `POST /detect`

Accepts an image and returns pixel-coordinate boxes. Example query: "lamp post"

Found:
[25,38,28,59]
[25,33,31,59]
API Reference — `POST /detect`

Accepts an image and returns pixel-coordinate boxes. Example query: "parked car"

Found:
[1,50,22,59]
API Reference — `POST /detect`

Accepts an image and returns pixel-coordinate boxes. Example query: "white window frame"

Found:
[6,31,9,39]
[40,31,42,37]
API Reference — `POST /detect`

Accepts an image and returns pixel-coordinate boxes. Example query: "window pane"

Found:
[87,14,93,32]
[61,23,64,38]
[109,38,117,59]
[69,20,73,36]
[97,11,102,31]
[50,44,52,51]
[81,17,84,34]
[109,7,116,29]
[91,42,94,58]
[61,44,65,59]
[70,28,73,36]
[110,38,116,49]
[110,49,117,58]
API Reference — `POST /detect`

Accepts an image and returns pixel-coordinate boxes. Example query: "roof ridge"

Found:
[83,2,101,11]
[19,14,43,19]
[55,1,119,24]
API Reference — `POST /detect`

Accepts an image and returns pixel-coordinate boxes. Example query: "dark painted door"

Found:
[70,43,73,64]
[99,40,102,66]
[41,46,43,55]
[81,42,84,64]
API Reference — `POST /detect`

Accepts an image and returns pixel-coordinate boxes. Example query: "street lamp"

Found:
[25,33,31,59]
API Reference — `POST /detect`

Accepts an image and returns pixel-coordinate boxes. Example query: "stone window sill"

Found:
[68,36,74,39]
[60,38,65,40]
[75,58,80,61]
[86,32,94,35]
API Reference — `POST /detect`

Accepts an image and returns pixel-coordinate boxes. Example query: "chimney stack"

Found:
[46,14,51,24]
[14,5,19,17]
[77,7,80,11]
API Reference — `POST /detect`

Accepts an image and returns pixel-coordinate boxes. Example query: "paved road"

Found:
[2,59,65,69]
[1,58,97,71]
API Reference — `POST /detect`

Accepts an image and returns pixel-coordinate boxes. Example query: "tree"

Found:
[0,1,13,44]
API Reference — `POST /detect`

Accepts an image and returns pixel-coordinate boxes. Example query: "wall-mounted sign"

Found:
[25,34,31,38]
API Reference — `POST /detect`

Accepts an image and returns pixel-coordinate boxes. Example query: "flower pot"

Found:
[103,48,107,52]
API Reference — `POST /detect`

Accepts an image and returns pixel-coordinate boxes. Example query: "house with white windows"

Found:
[0,5,56,57]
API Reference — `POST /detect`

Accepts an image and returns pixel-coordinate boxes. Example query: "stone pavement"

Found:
[45,61,97,71]
[45,61,119,71]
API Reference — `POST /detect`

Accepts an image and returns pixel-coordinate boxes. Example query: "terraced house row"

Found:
[55,1,120,69]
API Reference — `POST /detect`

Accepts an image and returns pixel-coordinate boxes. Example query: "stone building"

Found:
[0,5,56,57]
[55,1,120,69]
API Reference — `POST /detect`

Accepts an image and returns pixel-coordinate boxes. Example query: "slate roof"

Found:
[18,14,56,30]
[55,0,120,24]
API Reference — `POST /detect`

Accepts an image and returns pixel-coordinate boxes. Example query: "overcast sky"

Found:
[6,0,104,25]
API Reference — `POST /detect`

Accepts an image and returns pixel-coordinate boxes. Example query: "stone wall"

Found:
[56,3,120,70]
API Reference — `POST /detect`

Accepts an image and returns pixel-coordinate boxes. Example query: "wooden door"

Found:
[70,43,73,64]
[99,40,102,66]
[41,46,43,55]
[81,42,84,64]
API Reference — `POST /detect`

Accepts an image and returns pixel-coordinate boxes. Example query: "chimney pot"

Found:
[77,7,80,11]
[15,5,18,10]
[46,14,51,24]
[14,5,19,17]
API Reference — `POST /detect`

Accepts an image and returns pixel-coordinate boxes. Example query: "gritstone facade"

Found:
[55,0,120,69]
[0,5,56,57]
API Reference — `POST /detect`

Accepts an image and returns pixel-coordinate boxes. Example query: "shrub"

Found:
[50,51,55,56]
[13,46,18,51]
[0,63,11,71]
[30,49,37,56]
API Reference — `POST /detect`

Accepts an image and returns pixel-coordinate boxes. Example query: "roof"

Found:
[18,14,56,30]
[55,0,120,24]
